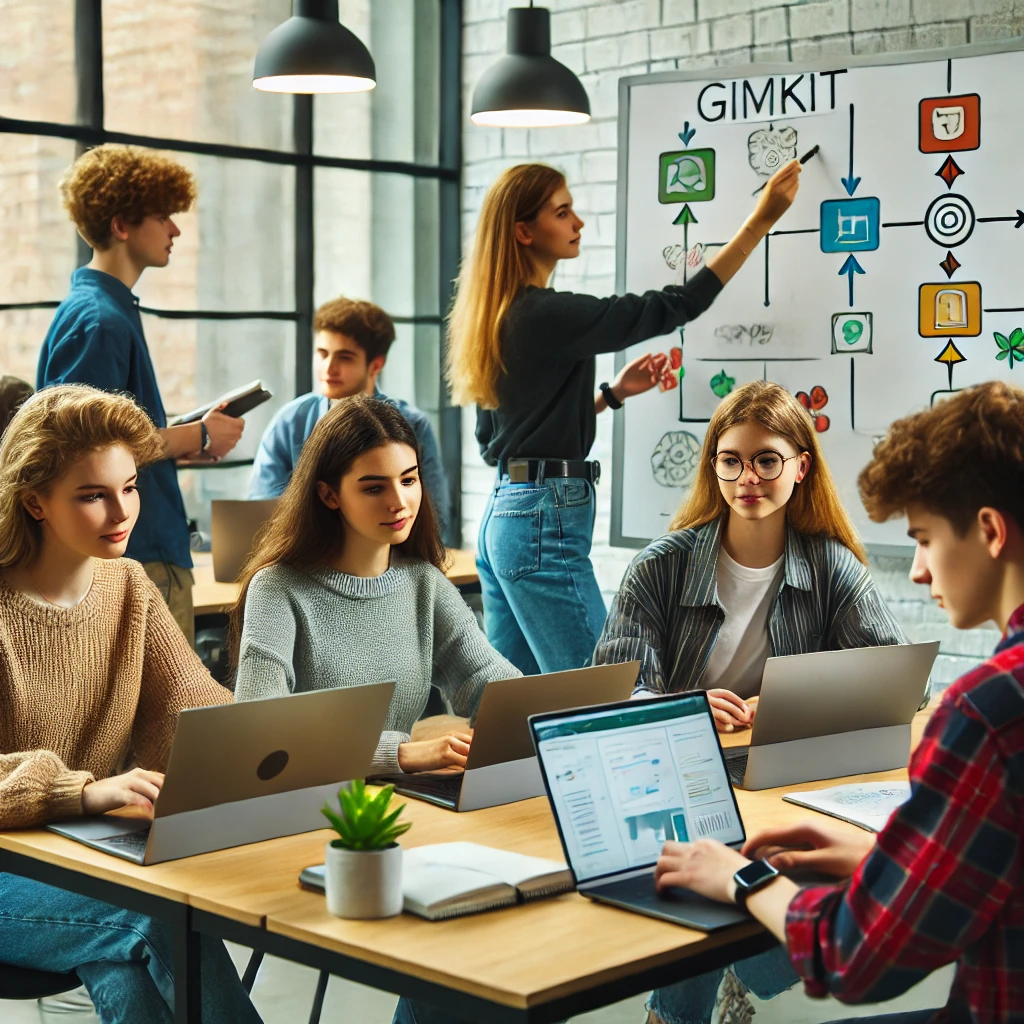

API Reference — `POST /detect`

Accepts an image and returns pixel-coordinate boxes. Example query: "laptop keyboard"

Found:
[101,829,151,858]
[724,749,748,786]
[389,773,464,803]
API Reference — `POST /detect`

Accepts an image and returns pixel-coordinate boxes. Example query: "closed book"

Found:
[169,379,272,425]
[299,841,573,921]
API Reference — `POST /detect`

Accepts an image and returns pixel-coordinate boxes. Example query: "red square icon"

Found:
[919,94,980,153]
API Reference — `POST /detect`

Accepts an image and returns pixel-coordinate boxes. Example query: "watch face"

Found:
[737,858,778,889]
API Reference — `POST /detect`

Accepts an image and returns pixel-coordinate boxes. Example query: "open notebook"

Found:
[299,841,573,921]
[783,781,912,832]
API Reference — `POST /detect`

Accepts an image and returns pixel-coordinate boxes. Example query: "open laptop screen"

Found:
[533,694,745,884]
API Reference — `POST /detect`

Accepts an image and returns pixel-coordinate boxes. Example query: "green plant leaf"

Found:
[1010,327,1024,346]
[996,350,1009,360]
[995,332,1010,350]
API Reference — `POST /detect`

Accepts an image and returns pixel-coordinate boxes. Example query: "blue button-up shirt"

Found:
[247,390,451,531]
[36,268,192,569]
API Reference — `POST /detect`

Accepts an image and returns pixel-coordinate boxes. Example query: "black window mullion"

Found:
[294,94,315,400]
[73,0,103,268]
[437,0,463,546]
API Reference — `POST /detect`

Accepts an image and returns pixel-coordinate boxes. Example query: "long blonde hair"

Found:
[0,384,162,570]
[670,381,867,564]
[446,163,566,409]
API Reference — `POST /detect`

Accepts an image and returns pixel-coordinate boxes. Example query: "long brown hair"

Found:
[229,395,447,665]
[670,381,867,564]
[0,384,162,570]
[446,163,566,409]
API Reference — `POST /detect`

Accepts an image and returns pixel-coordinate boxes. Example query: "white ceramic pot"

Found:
[323,842,403,919]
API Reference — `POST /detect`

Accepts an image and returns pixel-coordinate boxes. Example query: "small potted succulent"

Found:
[320,780,410,919]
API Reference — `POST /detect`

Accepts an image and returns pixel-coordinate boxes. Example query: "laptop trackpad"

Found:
[48,817,150,841]
[587,873,748,931]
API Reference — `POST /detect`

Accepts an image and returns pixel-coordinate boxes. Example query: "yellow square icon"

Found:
[919,282,982,337]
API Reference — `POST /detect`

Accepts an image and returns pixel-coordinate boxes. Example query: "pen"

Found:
[751,144,820,195]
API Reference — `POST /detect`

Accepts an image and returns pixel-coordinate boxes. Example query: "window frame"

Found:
[0,0,463,542]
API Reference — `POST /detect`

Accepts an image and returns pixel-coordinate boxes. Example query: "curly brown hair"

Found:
[858,381,1024,535]
[60,145,197,250]
[314,297,396,363]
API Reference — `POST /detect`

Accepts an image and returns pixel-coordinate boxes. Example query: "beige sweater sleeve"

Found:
[0,750,93,829]
[131,578,232,772]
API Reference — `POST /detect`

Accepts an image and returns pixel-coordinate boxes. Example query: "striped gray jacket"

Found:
[594,517,908,696]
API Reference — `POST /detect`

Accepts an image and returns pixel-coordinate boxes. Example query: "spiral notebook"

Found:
[299,841,573,921]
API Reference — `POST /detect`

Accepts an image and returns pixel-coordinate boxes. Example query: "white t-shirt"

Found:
[700,547,785,699]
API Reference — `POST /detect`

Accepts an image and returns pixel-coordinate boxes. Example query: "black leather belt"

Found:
[502,458,601,484]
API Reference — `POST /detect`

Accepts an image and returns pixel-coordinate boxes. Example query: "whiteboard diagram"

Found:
[611,42,1024,550]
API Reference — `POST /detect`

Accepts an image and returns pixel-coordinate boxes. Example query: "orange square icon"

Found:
[919,282,982,337]
[919,94,980,153]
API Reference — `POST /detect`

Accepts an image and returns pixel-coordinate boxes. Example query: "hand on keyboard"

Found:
[82,768,164,816]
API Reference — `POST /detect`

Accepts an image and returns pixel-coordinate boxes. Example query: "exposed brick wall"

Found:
[460,0,1024,687]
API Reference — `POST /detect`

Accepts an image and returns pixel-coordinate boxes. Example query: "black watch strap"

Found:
[599,381,623,410]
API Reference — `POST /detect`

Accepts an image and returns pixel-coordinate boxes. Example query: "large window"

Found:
[0,0,461,541]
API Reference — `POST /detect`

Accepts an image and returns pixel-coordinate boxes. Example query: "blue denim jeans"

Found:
[0,873,262,1024]
[477,474,607,675]
[648,945,799,1023]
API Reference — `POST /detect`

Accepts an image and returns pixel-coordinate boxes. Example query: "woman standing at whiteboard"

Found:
[447,159,803,675]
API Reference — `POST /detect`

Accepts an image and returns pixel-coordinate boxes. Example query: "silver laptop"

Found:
[48,683,395,865]
[369,662,640,812]
[723,641,939,791]
[211,498,278,582]
[530,692,750,931]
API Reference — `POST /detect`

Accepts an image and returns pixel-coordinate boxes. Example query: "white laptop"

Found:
[48,683,396,865]
[722,641,939,791]
[369,662,639,812]
[530,692,750,931]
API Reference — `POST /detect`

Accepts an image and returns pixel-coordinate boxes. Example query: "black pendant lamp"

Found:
[253,0,375,94]
[471,4,590,127]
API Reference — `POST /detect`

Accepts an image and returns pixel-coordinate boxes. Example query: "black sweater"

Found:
[476,266,724,467]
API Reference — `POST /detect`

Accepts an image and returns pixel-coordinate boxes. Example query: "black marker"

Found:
[752,144,820,195]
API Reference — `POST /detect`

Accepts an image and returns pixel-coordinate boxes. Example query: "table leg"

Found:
[173,905,202,1024]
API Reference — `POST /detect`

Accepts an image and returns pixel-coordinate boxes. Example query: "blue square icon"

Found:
[820,197,880,253]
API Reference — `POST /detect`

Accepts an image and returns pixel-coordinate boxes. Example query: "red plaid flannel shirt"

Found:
[785,603,1024,1022]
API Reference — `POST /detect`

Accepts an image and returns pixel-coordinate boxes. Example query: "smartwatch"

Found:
[732,858,779,910]
[599,381,623,410]
[200,422,213,453]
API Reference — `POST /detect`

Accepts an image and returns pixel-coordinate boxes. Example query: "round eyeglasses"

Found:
[711,449,803,482]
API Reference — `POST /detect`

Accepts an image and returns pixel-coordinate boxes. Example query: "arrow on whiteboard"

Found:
[977,210,1024,228]
[935,339,966,391]
[841,104,861,196]
[674,205,698,283]
[838,254,865,307]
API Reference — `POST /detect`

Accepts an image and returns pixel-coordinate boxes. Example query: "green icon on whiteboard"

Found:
[710,369,735,398]
[830,311,873,354]
[842,320,863,345]
[659,148,716,204]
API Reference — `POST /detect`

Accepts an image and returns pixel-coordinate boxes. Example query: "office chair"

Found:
[0,963,80,1000]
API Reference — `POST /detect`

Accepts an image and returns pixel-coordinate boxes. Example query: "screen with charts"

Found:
[534,696,745,883]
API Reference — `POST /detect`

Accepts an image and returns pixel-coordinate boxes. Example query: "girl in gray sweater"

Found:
[230,395,519,775]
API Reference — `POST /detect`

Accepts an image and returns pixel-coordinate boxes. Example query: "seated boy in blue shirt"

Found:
[37,145,246,644]
[249,296,451,532]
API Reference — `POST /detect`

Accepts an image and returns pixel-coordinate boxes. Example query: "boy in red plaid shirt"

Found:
[654,381,1024,1023]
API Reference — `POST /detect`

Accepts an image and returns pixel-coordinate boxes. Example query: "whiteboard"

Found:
[611,42,1024,552]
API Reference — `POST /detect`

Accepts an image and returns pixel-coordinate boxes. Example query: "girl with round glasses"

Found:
[593,380,908,1024]
[595,380,907,727]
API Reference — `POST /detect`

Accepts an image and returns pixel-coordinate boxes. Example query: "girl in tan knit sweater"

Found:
[0,385,262,1023]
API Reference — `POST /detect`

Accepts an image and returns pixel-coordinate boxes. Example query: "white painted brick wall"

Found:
[458,0,1024,690]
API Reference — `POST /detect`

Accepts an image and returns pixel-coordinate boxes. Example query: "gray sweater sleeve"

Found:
[429,571,520,719]
[233,570,298,702]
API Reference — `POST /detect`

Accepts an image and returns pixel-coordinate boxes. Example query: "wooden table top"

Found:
[0,708,932,1010]
[191,547,480,616]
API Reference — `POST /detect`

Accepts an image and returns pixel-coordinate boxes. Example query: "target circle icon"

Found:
[924,193,975,247]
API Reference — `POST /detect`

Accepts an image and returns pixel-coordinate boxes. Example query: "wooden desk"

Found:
[191,547,480,617]
[0,708,933,1023]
